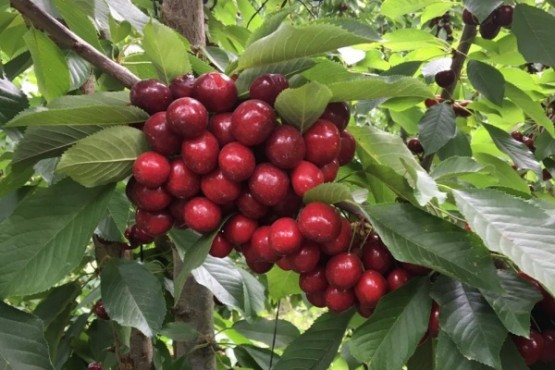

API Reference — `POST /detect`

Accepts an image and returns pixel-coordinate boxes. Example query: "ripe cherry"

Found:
[130,79,172,114]
[319,102,350,132]
[428,302,440,338]
[407,138,424,154]
[387,267,411,291]
[306,291,327,308]
[124,224,155,246]
[276,256,293,271]
[300,266,328,294]
[523,136,535,152]
[480,18,501,40]
[210,232,233,258]
[142,112,181,156]
[435,69,456,88]
[93,300,109,320]
[291,160,325,196]
[231,99,276,146]
[133,151,171,188]
[269,217,303,255]
[494,5,513,27]
[303,120,341,166]
[320,160,340,182]
[251,226,280,263]
[361,234,393,274]
[511,131,524,142]
[326,253,363,289]
[166,97,209,138]
[135,209,173,237]
[541,329,555,363]
[165,159,200,199]
[462,9,479,25]
[127,178,172,211]
[354,270,388,306]
[513,330,544,365]
[249,73,289,106]
[271,187,303,217]
[88,362,103,370]
[288,241,321,273]
[246,257,274,274]
[248,163,290,206]
[236,190,268,219]
[424,98,439,108]
[181,131,219,175]
[337,130,356,166]
[208,113,235,146]
[265,125,306,169]
[325,287,355,312]
[223,214,258,246]
[218,142,256,182]
[321,217,352,255]
[193,72,237,113]
[357,304,375,318]
[170,74,195,99]
[297,202,341,243]
[183,197,222,233]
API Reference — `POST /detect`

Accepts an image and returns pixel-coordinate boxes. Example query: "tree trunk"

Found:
[162,0,206,49]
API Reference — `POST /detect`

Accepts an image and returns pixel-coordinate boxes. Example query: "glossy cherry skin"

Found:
[288,241,321,273]
[93,300,109,320]
[250,226,280,263]
[494,5,513,27]
[407,138,424,154]
[337,130,356,166]
[124,224,155,246]
[130,79,172,114]
[462,9,479,25]
[513,330,544,365]
[303,120,341,166]
[87,362,103,370]
[291,160,325,197]
[170,74,195,99]
[183,197,222,233]
[319,102,350,132]
[249,73,289,106]
[269,217,303,255]
[320,159,339,182]
[354,270,388,306]
[357,304,375,318]
[231,99,276,146]
[361,234,393,274]
[246,257,274,274]
[387,267,411,291]
[322,217,352,255]
[434,69,456,88]
[306,291,327,308]
[218,142,256,182]
[236,190,268,219]
[127,178,172,211]
[223,214,258,246]
[133,151,171,188]
[142,112,181,156]
[325,287,355,312]
[428,302,440,338]
[248,163,290,206]
[200,169,241,205]
[165,159,200,199]
[208,113,235,146]
[299,266,328,294]
[135,209,173,237]
[265,125,306,169]
[167,97,209,138]
[326,253,364,290]
[541,329,555,363]
[297,202,341,243]
[271,187,303,217]
[276,256,293,271]
[480,18,501,40]
[181,131,219,175]
[193,72,237,113]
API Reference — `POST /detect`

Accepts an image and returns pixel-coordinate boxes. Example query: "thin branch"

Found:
[10,0,140,88]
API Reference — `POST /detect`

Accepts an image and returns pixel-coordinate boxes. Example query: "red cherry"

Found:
[223,214,258,246]
[130,79,172,114]
[435,69,456,88]
[142,112,181,156]
[218,142,256,182]
[276,256,293,271]
[354,270,388,306]
[361,233,393,274]
[246,257,274,274]
[250,226,280,263]
[299,266,328,293]
[93,300,109,320]
[165,159,200,199]
[321,217,352,255]
[231,99,276,146]
[319,102,350,132]
[541,329,555,363]
[357,304,375,318]
[337,130,356,166]
[271,187,303,217]
[127,178,172,211]
[181,131,219,175]
[193,72,237,113]
[511,131,524,142]
[200,169,241,205]
[401,262,431,276]
[303,119,341,166]
[325,287,355,312]
[249,73,289,106]
[543,169,552,181]
[133,151,171,188]
[236,190,268,219]
[523,136,535,152]
[494,5,513,27]
[167,97,209,138]
[208,113,235,146]
[88,362,103,370]
[183,197,222,233]
[297,202,341,243]
[170,74,195,99]
[407,138,424,154]
[124,224,155,246]
[291,160,325,197]
[387,267,411,291]
[424,98,439,108]
[480,18,501,40]
[135,209,173,237]
[462,9,479,25]
[269,217,303,255]
[210,232,233,258]
[306,291,327,308]
[513,330,544,365]
[265,125,306,169]
[326,253,363,289]
[428,302,440,338]
[288,241,321,273]
[248,163,290,206]
[320,159,339,182]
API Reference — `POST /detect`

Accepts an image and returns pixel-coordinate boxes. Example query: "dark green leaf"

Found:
[437,130,472,159]
[4,52,32,81]
[435,330,491,370]
[365,203,501,291]
[235,345,279,370]
[0,78,28,126]
[0,186,32,222]
[47,91,129,108]
[108,0,150,33]
[0,163,35,199]
[505,83,554,136]
[463,0,503,22]
[266,266,302,300]
[430,156,487,180]
[65,52,91,90]
[233,318,300,348]
[350,278,431,369]
[0,180,114,297]
[513,5,555,69]
[418,102,457,155]
[535,131,555,160]
[430,276,507,368]
[303,183,354,205]
[474,153,530,194]
[159,322,198,342]
[381,61,422,77]
[34,282,80,328]
[500,337,530,370]
[101,259,166,337]
[52,0,103,50]
[328,76,433,102]
[273,310,353,370]
[467,60,505,106]
[406,337,434,370]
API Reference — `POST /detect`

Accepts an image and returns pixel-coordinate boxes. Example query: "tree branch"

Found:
[10,0,140,88]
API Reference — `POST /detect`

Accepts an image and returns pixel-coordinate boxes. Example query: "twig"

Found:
[10,0,140,88]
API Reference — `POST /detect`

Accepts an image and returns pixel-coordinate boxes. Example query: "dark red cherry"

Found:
[249,73,289,106]
[428,302,440,338]
[291,160,325,197]
[218,142,256,182]
[223,214,258,246]
[192,72,237,113]
[265,125,306,169]
[435,69,456,88]
[248,163,290,206]
[541,329,555,363]
[407,138,424,154]
[130,79,172,114]
[513,330,544,366]
[208,113,235,146]
[271,187,303,217]
[93,300,109,320]
[320,159,340,182]
[200,169,241,205]
[354,270,388,306]
[494,5,513,27]
[337,130,356,166]
[299,266,328,294]
[236,190,268,219]
[127,178,172,211]
[142,112,181,156]
[325,287,355,312]
[135,209,173,237]
[297,202,341,243]
[361,233,393,274]
[231,99,276,146]
[321,217,352,255]
[462,9,479,25]
[88,362,103,370]
[170,74,195,99]
[306,291,327,308]
[319,102,350,132]
[181,131,219,175]
[210,232,233,258]
[269,217,303,256]
[166,97,209,138]
[165,159,200,199]
[387,267,411,291]
[303,120,341,166]
[288,241,321,273]
[250,226,280,263]
[133,151,171,188]
[183,197,222,233]
[326,253,363,290]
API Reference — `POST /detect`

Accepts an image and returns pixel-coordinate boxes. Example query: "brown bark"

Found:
[161,0,206,49]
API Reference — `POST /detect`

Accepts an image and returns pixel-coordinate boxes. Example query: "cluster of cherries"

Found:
[463,5,513,40]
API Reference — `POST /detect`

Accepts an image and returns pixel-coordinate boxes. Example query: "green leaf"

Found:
[505,83,554,136]
[0,301,54,370]
[430,276,507,368]
[453,188,555,296]
[233,318,300,348]
[500,337,530,370]
[381,0,441,19]
[328,76,433,102]
[235,345,279,370]
[513,5,555,69]
[463,0,503,22]
[266,266,302,300]
[0,180,114,297]
[245,7,291,47]
[418,102,457,155]
[6,105,148,127]
[365,203,501,292]
[274,82,332,132]
[101,259,166,337]
[406,338,433,370]
[57,126,149,187]
[23,28,70,102]
[303,183,354,205]
[107,0,150,33]
[52,0,103,50]
[435,330,491,370]
[482,123,540,174]
[159,322,198,342]
[437,131,472,159]
[467,60,505,106]
[192,256,265,318]
[0,78,28,126]
[65,52,91,91]
[350,278,431,369]
[474,153,530,194]
[430,156,487,180]
[237,21,380,71]
[0,163,35,199]
[34,282,80,328]
[273,310,353,370]
[480,270,542,337]
[47,91,130,108]
[143,22,191,83]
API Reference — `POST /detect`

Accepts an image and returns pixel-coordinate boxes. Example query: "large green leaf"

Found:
[430,276,507,368]
[435,330,491,370]
[237,20,380,70]
[418,103,457,155]
[453,188,555,296]
[430,156,487,180]
[0,78,28,126]
[5,105,148,127]
[272,310,353,370]
[192,256,265,319]
[52,0,103,50]
[365,203,501,292]
[463,0,503,22]
[233,318,300,348]
[381,0,441,19]
[350,278,431,369]
[47,91,129,109]
[56,126,149,187]
[328,76,433,102]
[467,60,505,106]
[0,301,54,370]
[266,266,302,300]
[406,337,434,370]
[303,183,354,205]
[107,0,150,33]
[245,7,291,46]
[474,153,530,194]
[101,259,166,337]
[505,83,554,136]
[513,5,555,70]
[0,180,114,297]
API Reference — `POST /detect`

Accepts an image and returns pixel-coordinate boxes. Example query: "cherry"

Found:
[326,252,363,289]
[357,304,375,318]
[264,125,306,169]
[135,209,173,237]
[88,362,103,370]
[181,131,219,175]
[319,102,350,132]
[462,9,479,25]
[337,130,356,166]
[248,163,290,206]
[183,197,222,233]
[124,224,155,246]
[291,160,325,196]
[297,202,341,243]
[303,119,341,166]
[201,169,241,205]
[494,5,513,27]
[209,232,233,258]
[306,291,327,308]
[276,256,293,271]
[231,99,276,146]
[246,257,274,274]
[354,270,388,306]
[325,287,355,312]
[543,169,552,181]
[407,138,424,154]
[236,190,268,219]
[170,74,195,99]
[321,217,352,255]
[288,241,321,273]
[269,217,303,255]
[218,142,256,182]
[193,72,237,113]
[511,131,524,142]
[299,266,328,293]
[127,179,172,211]
[130,79,172,114]
[424,98,439,108]
[428,302,440,338]
[166,97,209,138]
[133,151,171,188]
[538,296,555,320]
[142,112,181,156]
[271,187,303,217]
[401,262,431,276]
[453,102,472,118]
[165,159,200,199]
[435,69,456,88]
[361,234,393,274]
[249,73,289,106]
[208,113,235,146]
[480,18,501,40]
[223,214,258,246]
[523,136,535,152]
[513,330,544,365]
[320,160,340,182]
[387,267,411,291]
[93,300,109,320]
[541,329,555,363]
[250,226,280,263]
